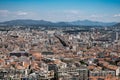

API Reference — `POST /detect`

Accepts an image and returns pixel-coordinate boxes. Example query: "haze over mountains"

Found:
[0,19,118,27]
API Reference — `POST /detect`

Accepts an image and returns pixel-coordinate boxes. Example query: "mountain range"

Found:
[0,19,118,27]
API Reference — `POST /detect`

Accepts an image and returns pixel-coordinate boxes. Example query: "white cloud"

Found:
[0,10,28,17]
[114,14,120,17]
[16,11,28,16]
[63,10,80,15]
[0,10,9,13]
[0,10,9,17]
[90,14,103,18]
[0,10,33,22]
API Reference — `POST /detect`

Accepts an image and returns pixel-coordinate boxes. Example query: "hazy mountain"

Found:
[0,19,53,26]
[68,20,116,26]
[0,19,117,27]
[55,22,71,26]
[113,23,120,26]
[112,23,120,29]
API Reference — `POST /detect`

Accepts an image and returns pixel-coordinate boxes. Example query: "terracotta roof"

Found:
[16,65,25,70]
[0,59,4,63]
[53,59,61,64]
[88,65,96,70]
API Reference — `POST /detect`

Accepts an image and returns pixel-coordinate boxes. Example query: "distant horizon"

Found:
[0,0,120,22]
[0,19,119,23]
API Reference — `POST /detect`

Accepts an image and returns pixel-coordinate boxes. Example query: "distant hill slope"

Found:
[113,23,120,26]
[0,19,117,27]
[0,19,53,26]
[113,23,120,28]
[68,20,116,26]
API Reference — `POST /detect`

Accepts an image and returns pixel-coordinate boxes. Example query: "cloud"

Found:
[16,11,28,16]
[0,10,9,13]
[64,10,80,15]
[0,10,34,22]
[90,14,103,18]
[114,14,120,17]
[0,10,9,17]
[0,10,28,17]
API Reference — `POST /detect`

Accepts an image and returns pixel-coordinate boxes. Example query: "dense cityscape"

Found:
[0,23,120,80]
[0,0,120,80]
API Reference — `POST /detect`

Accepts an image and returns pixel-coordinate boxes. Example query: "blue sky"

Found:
[0,0,120,22]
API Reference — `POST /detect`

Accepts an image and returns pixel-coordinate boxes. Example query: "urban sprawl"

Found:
[0,25,120,80]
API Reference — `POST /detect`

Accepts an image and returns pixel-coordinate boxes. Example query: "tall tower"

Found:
[116,32,119,41]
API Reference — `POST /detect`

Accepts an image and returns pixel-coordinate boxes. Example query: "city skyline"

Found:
[0,0,120,22]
